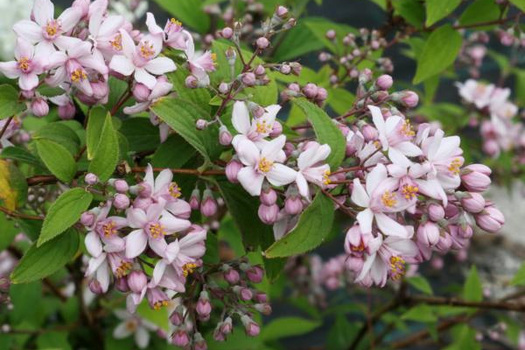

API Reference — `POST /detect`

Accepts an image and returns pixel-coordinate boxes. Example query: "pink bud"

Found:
[127,270,148,293]
[280,64,291,75]
[193,333,208,350]
[361,124,378,141]
[276,5,288,18]
[254,303,272,315]
[428,203,445,221]
[435,233,452,253]
[325,29,336,40]
[284,196,303,215]
[417,222,440,247]
[189,189,200,210]
[256,37,270,50]
[137,182,152,198]
[461,192,485,213]
[254,65,266,76]
[132,83,151,102]
[258,204,279,224]
[170,307,184,326]
[80,211,96,227]
[260,188,277,205]
[222,27,233,39]
[241,72,256,86]
[196,119,208,130]
[288,83,300,92]
[220,317,233,335]
[376,74,393,90]
[91,81,109,100]
[234,286,252,300]
[218,82,229,94]
[303,83,318,99]
[270,120,283,138]
[224,268,240,284]
[254,292,268,303]
[196,291,212,320]
[241,315,260,336]
[400,90,419,108]
[316,87,328,101]
[464,164,491,176]
[461,169,491,192]
[58,102,76,120]
[115,277,129,292]
[185,75,198,88]
[113,179,129,193]
[225,160,242,183]
[246,265,264,283]
[31,98,49,117]
[219,125,232,146]
[201,189,218,217]
[89,280,104,294]
[114,193,130,210]
[475,206,504,233]
[172,329,190,347]
[84,173,98,185]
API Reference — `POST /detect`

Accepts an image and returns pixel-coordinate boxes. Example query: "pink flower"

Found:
[456,79,495,109]
[83,202,127,257]
[234,135,297,196]
[369,105,422,165]
[14,0,82,57]
[295,142,331,198]
[88,3,125,59]
[0,39,45,91]
[231,101,281,146]
[145,13,188,50]
[351,164,411,238]
[124,77,172,114]
[125,199,191,259]
[113,309,158,349]
[109,29,176,89]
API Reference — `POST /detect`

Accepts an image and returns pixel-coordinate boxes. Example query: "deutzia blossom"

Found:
[295,142,331,198]
[351,164,412,238]
[123,77,173,114]
[231,101,281,146]
[84,202,127,257]
[88,2,125,59]
[234,135,297,196]
[184,34,215,86]
[456,79,495,109]
[13,0,82,57]
[145,12,188,50]
[0,39,45,91]
[109,29,176,89]
[113,309,158,349]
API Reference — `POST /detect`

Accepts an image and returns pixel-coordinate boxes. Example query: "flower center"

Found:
[17,57,31,73]
[153,300,169,310]
[389,256,405,280]
[116,261,133,278]
[125,320,138,332]
[148,222,165,239]
[350,240,365,253]
[448,158,463,175]
[182,263,198,277]
[110,33,122,52]
[169,18,182,28]
[255,120,271,134]
[102,221,118,237]
[323,170,332,185]
[71,68,87,83]
[139,41,155,60]
[400,119,415,138]
[211,53,217,63]
[381,191,397,208]
[44,20,61,38]
[168,182,181,199]
[401,184,418,200]
[258,157,273,173]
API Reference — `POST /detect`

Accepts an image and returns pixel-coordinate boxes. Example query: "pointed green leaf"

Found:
[406,276,433,295]
[35,139,77,183]
[463,265,482,302]
[86,106,107,159]
[509,0,525,11]
[425,0,461,27]
[153,0,209,33]
[0,84,25,119]
[38,188,92,246]
[261,317,321,341]
[265,192,334,258]
[88,112,119,181]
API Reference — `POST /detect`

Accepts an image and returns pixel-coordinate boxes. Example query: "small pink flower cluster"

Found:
[456,79,520,158]
[0,0,214,119]
[80,165,207,314]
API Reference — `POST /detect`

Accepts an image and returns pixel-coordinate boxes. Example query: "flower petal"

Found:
[144,57,176,75]
[232,101,251,135]
[134,68,157,89]
[267,164,297,186]
[109,55,135,76]
[33,0,54,27]
[356,208,374,234]
[237,167,264,196]
[125,229,148,258]
[375,213,409,238]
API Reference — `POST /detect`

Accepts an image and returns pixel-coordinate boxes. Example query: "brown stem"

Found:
[0,116,13,141]
[130,167,225,176]
[408,295,525,312]
[0,206,43,220]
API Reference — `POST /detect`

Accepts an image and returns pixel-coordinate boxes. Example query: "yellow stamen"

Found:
[170,18,182,27]
[148,223,166,239]
[255,120,271,133]
[381,191,397,208]
[182,263,198,277]
[401,185,418,200]
[322,170,332,185]
[110,33,122,51]
[389,256,405,280]
[139,41,155,59]
[71,68,87,83]
[351,241,365,253]
[115,261,132,278]
[153,300,170,310]
[169,182,181,199]
[258,157,273,173]
[448,158,463,175]
[400,119,415,137]
[45,20,60,37]
[102,221,118,237]
[211,53,217,62]
[17,57,30,72]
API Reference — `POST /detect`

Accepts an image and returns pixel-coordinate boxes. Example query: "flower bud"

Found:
[258,204,279,224]
[284,196,303,215]
[201,189,218,217]
[115,277,129,292]
[394,90,419,108]
[280,64,291,75]
[325,29,336,40]
[196,291,212,320]
[254,64,266,76]
[461,166,491,192]
[260,187,277,206]
[196,119,208,130]
[475,206,504,233]
[194,333,208,350]
[361,124,378,141]
[132,83,151,102]
[376,74,393,90]
[80,211,96,227]
[58,102,76,120]
[84,173,98,185]
[233,286,253,300]
[185,75,198,88]
[222,27,233,39]
[241,72,256,86]
[225,159,243,183]
[218,82,230,94]
[316,87,328,102]
[223,267,240,284]
[256,37,270,50]
[113,179,129,193]
[169,306,184,326]
[417,222,440,246]
[426,204,444,222]
[303,83,318,99]
[31,98,49,117]
[241,315,260,336]
[254,292,268,303]
[246,265,264,283]
[220,317,233,335]
[269,120,283,138]
[219,125,232,146]
[172,328,190,347]
[189,188,200,210]
[127,270,148,293]
[254,303,272,315]
[276,6,288,18]
[89,280,104,294]
[114,193,130,210]
[435,232,452,253]
[461,192,485,213]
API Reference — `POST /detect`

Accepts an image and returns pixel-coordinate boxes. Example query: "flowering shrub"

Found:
[0,0,523,349]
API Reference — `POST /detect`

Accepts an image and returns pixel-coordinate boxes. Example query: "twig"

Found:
[130,167,225,176]
[0,206,43,220]
[0,116,13,141]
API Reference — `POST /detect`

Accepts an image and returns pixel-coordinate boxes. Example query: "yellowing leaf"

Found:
[0,160,27,210]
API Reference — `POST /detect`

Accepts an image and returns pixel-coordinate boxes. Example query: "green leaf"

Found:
[302,18,356,55]
[402,304,437,323]
[261,317,321,341]
[273,21,326,61]
[459,0,501,28]
[0,85,25,119]
[88,112,119,181]
[153,0,209,33]
[327,88,355,115]
[35,139,77,183]
[509,0,525,11]
[425,0,461,27]
[119,117,160,153]
[393,0,425,28]
[9,282,42,324]
[86,106,107,160]
[292,98,346,169]
[511,263,525,286]
[38,188,92,246]
[34,122,80,156]
[444,324,481,350]
[0,160,28,209]
[463,265,482,302]
[36,332,71,350]
[326,314,357,350]
[152,134,197,168]
[406,276,433,295]
[151,98,220,162]
[413,24,462,84]
[0,147,41,167]
[265,192,334,258]
[11,229,79,283]
[168,67,211,113]
[0,213,18,251]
